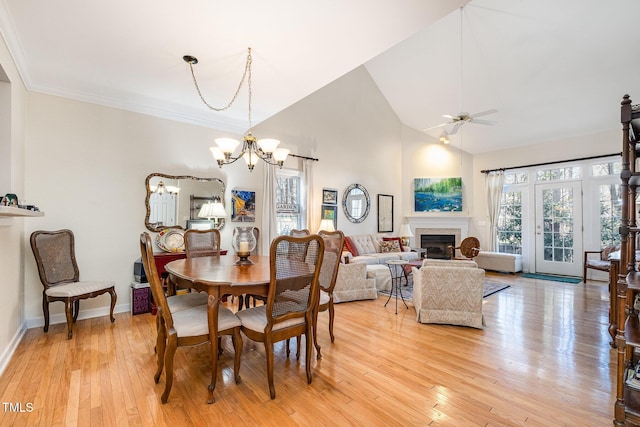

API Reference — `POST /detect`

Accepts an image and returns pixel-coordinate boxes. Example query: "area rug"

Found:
[520,273,582,284]
[377,280,511,300]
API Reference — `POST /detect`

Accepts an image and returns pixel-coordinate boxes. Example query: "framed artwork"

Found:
[377,194,393,232]
[414,177,462,212]
[231,190,256,222]
[322,188,338,205]
[321,204,338,230]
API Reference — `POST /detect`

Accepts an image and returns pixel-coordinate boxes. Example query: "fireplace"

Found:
[421,234,455,259]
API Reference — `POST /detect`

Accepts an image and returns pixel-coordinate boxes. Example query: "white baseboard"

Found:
[24,303,130,329]
[0,324,26,377]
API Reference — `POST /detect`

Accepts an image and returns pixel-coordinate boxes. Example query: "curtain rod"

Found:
[480,152,621,174]
[289,153,319,161]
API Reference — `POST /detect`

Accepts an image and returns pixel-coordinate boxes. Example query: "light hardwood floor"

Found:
[0,273,615,426]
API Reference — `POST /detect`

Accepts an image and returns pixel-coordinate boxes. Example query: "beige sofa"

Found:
[412,259,485,329]
[344,234,420,264]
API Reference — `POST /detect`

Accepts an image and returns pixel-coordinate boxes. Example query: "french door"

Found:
[534,181,583,276]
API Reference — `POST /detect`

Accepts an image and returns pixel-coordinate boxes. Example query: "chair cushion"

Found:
[167,291,208,312]
[45,280,115,298]
[172,305,240,337]
[236,305,306,333]
[585,259,611,271]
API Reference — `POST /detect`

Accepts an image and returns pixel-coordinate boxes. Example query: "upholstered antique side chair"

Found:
[30,229,117,339]
[139,232,242,403]
[236,234,324,399]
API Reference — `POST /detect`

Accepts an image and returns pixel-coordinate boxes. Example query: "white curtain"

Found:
[303,159,316,232]
[260,164,278,255]
[485,170,505,252]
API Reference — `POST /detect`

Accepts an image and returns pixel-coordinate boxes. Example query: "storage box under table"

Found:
[131,282,152,315]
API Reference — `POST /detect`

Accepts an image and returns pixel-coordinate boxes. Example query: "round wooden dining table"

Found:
[165,255,271,403]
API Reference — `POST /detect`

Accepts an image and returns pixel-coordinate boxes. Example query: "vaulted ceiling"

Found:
[1,0,638,154]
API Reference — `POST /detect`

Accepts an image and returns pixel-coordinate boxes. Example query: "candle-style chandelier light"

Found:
[183,48,289,172]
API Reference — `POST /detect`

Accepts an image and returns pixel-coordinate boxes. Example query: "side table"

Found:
[385,260,409,314]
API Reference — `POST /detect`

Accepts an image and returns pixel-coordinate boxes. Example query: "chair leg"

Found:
[42,295,50,333]
[264,336,276,399]
[64,300,74,339]
[583,265,587,283]
[108,287,117,322]
[154,317,166,384]
[232,327,243,384]
[161,334,178,404]
[72,300,80,323]
[328,302,335,343]
[305,326,313,385]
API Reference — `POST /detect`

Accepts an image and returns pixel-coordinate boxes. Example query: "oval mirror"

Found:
[342,183,370,223]
[144,173,225,232]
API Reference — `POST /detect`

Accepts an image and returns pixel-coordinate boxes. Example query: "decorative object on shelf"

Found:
[4,193,17,206]
[183,48,289,171]
[342,183,370,224]
[198,199,226,228]
[156,229,185,253]
[377,194,393,233]
[399,223,413,248]
[232,226,257,265]
[414,177,462,213]
[231,190,256,222]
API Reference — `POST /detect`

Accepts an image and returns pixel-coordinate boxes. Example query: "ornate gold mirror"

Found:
[144,173,225,232]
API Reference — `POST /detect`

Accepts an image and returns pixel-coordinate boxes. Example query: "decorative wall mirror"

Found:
[144,173,225,232]
[342,183,370,223]
[377,194,393,232]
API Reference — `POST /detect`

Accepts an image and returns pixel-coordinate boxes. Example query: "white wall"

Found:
[0,34,27,373]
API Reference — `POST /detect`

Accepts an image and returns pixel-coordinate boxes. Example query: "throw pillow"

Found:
[380,239,401,253]
[343,236,359,257]
[383,237,404,252]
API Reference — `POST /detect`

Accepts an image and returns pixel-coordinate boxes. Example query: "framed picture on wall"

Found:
[321,204,338,230]
[414,177,462,212]
[377,194,393,232]
[231,190,256,222]
[323,188,338,205]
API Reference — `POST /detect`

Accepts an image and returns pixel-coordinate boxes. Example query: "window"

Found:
[536,166,582,181]
[276,170,303,235]
[592,160,622,247]
[497,190,523,254]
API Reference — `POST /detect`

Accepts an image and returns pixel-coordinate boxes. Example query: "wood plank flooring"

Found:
[0,273,616,426]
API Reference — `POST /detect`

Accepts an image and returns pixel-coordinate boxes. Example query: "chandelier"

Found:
[183,48,289,172]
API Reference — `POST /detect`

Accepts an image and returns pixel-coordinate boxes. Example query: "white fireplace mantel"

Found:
[405,216,469,248]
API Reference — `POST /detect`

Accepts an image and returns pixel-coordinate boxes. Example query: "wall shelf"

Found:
[0,206,44,217]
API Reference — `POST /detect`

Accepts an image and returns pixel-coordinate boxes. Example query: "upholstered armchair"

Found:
[333,262,377,303]
[412,259,485,329]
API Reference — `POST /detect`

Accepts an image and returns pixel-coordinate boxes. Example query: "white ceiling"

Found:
[1,0,638,155]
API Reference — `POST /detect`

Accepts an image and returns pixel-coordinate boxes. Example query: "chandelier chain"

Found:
[187,47,253,130]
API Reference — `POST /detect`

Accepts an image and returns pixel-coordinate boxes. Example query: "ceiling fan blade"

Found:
[423,122,449,132]
[470,119,496,125]
[449,122,464,135]
[442,114,456,119]
[469,109,498,119]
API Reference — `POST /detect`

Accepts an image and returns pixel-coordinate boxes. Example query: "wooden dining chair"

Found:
[236,234,324,399]
[184,229,221,258]
[30,229,117,339]
[139,232,242,403]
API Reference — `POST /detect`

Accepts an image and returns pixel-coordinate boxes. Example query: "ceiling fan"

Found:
[423,7,497,139]
[424,109,498,135]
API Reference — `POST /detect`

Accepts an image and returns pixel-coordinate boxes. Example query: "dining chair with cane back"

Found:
[184,228,221,258]
[235,234,324,399]
[139,232,242,403]
[449,236,481,260]
[30,229,117,339]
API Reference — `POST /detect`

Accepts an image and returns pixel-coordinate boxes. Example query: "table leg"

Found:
[206,291,221,404]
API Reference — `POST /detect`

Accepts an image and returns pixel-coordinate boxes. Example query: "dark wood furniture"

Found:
[235,234,324,399]
[140,233,242,404]
[29,229,117,339]
[184,228,221,258]
[449,236,480,260]
[164,253,270,403]
[615,94,640,426]
[583,245,618,283]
